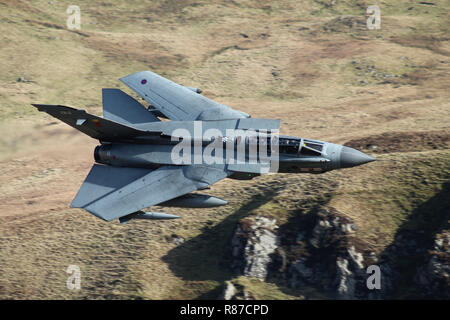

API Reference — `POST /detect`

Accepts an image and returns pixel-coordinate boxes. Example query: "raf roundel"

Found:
[141,79,147,85]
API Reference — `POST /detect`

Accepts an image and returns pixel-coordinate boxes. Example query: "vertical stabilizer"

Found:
[102,88,160,125]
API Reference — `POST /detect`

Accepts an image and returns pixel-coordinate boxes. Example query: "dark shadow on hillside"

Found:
[266,188,337,299]
[162,180,288,292]
[379,182,450,299]
[263,180,450,300]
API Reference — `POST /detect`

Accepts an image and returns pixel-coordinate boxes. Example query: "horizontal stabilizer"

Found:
[102,88,159,125]
[31,104,148,141]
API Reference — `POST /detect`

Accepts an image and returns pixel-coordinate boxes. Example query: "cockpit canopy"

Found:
[278,136,323,156]
[279,137,300,154]
[301,139,323,156]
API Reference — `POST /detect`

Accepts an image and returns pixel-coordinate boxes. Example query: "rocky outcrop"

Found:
[374,225,449,299]
[230,216,279,281]
[229,208,376,299]
[227,207,449,299]
[414,231,450,298]
[336,257,356,298]
[308,208,357,249]
[284,207,376,299]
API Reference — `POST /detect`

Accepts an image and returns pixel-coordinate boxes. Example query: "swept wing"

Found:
[71,164,229,221]
[120,71,250,121]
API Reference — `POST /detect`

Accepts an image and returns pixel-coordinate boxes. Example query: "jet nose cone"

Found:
[340,146,375,168]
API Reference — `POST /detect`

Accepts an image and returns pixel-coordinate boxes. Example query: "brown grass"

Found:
[0,0,449,299]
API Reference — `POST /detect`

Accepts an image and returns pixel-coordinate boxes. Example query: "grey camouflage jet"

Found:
[32,71,375,223]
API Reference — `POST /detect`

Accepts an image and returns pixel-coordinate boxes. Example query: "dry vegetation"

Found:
[0,0,449,299]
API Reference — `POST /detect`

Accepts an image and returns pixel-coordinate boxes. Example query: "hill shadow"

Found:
[162,180,288,290]
[265,187,337,299]
[379,181,450,298]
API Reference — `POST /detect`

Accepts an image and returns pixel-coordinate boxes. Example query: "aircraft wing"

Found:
[71,164,229,221]
[120,71,250,121]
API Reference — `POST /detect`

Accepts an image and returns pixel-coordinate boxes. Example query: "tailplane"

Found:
[31,104,146,141]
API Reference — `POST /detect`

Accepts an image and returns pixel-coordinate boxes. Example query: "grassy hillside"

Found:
[0,0,449,299]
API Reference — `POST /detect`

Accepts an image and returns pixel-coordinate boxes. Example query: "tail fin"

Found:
[31,104,146,141]
[102,88,159,125]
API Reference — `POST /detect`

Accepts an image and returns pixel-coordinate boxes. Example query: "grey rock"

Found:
[231,216,279,281]
[221,281,237,300]
[336,258,356,299]
[434,238,443,250]
[172,236,185,245]
[348,246,364,270]
[341,223,355,233]
[310,218,331,248]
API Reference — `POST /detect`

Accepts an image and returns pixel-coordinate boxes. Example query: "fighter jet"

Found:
[32,71,375,223]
